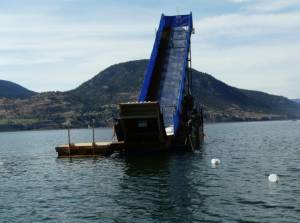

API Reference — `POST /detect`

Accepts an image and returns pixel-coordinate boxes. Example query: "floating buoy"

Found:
[268,174,279,183]
[211,158,220,166]
[110,153,119,159]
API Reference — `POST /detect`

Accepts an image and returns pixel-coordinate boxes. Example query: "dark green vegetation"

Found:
[0,80,36,99]
[192,71,300,121]
[0,59,299,131]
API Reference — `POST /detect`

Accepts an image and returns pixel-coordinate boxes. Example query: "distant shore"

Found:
[0,117,298,133]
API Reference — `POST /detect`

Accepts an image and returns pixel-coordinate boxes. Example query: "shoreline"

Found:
[0,118,298,134]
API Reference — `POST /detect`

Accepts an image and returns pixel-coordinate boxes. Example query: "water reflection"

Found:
[113,152,207,222]
[1,122,300,222]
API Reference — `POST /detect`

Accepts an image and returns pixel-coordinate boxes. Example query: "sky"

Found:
[0,0,300,98]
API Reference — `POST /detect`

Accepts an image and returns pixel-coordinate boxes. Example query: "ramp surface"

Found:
[157,27,188,127]
[139,14,193,134]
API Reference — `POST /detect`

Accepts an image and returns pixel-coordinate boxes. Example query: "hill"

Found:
[0,59,299,130]
[292,99,300,104]
[69,59,300,122]
[191,71,300,121]
[0,80,37,99]
[68,60,147,109]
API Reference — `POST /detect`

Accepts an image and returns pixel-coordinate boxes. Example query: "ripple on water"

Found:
[0,123,299,222]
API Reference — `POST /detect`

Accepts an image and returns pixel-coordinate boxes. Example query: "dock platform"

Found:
[55,141,124,158]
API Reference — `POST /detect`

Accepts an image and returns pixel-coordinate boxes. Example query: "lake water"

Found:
[0,121,299,222]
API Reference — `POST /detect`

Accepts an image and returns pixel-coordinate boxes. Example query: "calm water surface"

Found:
[0,121,299,222]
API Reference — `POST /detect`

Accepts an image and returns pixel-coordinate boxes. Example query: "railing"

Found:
[173,13,193,134]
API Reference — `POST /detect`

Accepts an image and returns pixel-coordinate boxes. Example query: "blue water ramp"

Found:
[139,13,194,134]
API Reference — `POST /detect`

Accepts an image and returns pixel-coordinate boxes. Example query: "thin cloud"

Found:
[195,11,300,45]
[0,0,299,98]
[246,0,300,12]
[192,10,300,98]
[228,0,300,12]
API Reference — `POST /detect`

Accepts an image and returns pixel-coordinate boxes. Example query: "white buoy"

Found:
[211,158,221,166]
[268,174,279,183]
[110,153,119,159]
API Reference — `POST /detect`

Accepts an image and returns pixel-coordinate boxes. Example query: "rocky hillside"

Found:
[191,71,300,121]
[68,60,147,109]
[0,59,299,131]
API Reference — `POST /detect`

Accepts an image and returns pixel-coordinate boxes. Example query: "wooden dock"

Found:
[55,141,124,158]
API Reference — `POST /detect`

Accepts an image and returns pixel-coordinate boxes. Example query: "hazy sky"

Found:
[1,0,300,98]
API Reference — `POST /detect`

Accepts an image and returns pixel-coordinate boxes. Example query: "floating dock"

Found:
[56,13,204,158]
[55,142,124,157]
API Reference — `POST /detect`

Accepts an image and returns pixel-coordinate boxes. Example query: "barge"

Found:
[56,13,204,157]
